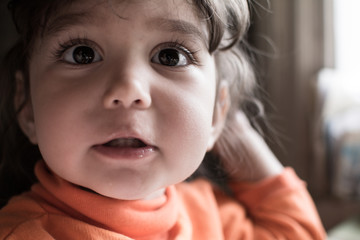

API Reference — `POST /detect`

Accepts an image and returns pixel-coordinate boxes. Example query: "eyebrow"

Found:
[148,18,208,45]
[44,12,95,37]
[43,12,208,46]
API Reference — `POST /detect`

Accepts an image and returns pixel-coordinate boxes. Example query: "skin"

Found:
[16,0,229,200]
[222,112,284,182]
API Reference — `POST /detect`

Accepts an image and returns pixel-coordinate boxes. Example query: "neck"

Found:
[143,188,166,200]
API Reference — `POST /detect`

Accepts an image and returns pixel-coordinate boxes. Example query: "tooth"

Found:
[105,138,145,147]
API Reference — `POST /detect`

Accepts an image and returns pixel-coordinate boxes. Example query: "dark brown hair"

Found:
[0,0,260,207]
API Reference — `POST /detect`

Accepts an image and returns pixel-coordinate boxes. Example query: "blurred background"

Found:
[247,0,360,238]
[1,0,360,238]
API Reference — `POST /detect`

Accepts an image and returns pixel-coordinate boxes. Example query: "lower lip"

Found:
[93,145,156,161]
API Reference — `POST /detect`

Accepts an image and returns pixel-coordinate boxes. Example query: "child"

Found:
[0,0,326,239]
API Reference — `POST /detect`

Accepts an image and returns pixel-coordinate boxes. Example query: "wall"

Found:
[249,0,326,194]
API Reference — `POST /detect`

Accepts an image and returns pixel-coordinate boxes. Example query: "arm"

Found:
[216,111,326,239]
[216,111,283,182]
[226,169,327,239]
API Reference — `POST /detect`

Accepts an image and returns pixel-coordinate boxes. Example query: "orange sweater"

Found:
[0,161,326,239]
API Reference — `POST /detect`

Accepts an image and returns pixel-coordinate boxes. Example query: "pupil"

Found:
[159,49,179,66]
[73,46,95,64]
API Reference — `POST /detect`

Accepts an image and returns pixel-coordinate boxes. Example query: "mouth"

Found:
[103,138,148,148]
[93,137,156,160]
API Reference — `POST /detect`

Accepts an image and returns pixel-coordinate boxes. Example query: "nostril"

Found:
[110,99,142,107]
[103,83,151,109]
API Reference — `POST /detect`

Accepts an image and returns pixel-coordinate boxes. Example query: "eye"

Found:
[63,45,102,64]
[151,48,192,67]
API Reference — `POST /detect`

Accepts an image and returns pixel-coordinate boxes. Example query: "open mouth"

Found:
[103,138,148,148]
[94,137,155,160]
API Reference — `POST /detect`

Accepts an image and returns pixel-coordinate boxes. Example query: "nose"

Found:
[103,70,152,110]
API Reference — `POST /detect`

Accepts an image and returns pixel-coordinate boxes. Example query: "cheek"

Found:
[30,82,88,166]
[29,68,96,141]
[33,105,77,157]
[170,71,217,146]
[157,80,216,162]
[163,100,215,184]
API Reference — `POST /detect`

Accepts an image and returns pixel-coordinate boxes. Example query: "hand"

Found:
[214,111,283,182]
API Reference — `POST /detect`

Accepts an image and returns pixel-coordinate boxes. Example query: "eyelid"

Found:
[151,41,200,66]
[53,37,103,64]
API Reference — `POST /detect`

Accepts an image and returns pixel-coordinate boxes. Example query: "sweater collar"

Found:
[31,160,179,239]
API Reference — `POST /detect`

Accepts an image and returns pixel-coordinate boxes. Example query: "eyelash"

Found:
[52,37,200,66]
[52,37,98,61]
[157,40,200,66]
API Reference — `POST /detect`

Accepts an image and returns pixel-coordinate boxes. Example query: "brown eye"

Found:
[73,46,95,64]
[63,45,102,64]
[152,48,188,67]
[159,49,181,66]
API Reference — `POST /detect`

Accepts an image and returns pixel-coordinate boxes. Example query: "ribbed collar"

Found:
[31,161,180,239]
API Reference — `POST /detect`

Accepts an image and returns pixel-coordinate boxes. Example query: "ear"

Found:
[15,71,37,144]
[207,81,230,151]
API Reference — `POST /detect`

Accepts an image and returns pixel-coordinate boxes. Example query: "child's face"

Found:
[18,0,227,200]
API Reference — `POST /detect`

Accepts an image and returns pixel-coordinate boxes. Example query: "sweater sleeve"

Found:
[220,168,326,240]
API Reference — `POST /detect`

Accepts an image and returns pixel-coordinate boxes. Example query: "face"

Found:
[18,0,227,200]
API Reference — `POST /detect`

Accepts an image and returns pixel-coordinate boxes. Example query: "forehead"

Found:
[43,0,207,40]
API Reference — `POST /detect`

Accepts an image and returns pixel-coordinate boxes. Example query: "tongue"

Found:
[104,138,146,148]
